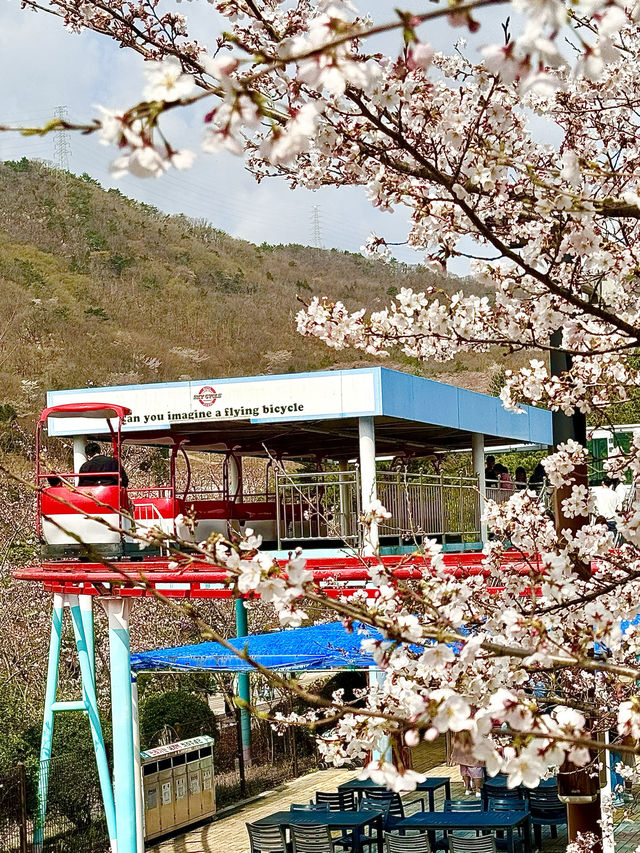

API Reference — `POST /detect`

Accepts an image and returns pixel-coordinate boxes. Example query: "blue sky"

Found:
[0,1,512,264]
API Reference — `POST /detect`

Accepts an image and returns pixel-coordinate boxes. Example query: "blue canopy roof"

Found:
[47,366,552,448]
[130,622,385,673]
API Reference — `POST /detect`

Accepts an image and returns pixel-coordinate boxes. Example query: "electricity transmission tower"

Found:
[311,205,324,249]
[53,106,72,172]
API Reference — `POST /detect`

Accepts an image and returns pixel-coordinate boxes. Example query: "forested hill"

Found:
[0,159,494,417]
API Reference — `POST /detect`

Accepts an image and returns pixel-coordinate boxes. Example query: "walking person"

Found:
[451,733,485,797]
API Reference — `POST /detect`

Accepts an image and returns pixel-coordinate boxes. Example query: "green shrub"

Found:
[107,253,134,276]
[84,306,110,321]
[139,690,217,749]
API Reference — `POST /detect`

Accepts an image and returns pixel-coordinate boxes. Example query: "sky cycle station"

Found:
[15,366,552,853]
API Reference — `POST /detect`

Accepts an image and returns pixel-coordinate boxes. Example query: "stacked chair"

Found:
[385,832,432,853]
[528,787,566,849]
[362,789,425,832]
[486,796,527,851]
[291,824,337,853]
[316,791,357,812]
[450,838,497,853]
[333,800,389,851]
[246,822,288,853]
[481,783,523,810]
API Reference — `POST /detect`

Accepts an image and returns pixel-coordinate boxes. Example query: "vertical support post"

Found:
[79,594,95,684]
[601,731,615,853]
[106,597,138,853]
[69,596,117,851]
[34,592,63,851]
[275,468,283,550]
[288,685,299,778]
[359,417,378,554]
[471,433,488,546]
[18,763,28,853]
[338,460,351,540]
[235,599,252,765]
[368,668,392,761]
[131,675,145,853]
[234,705,247,799]
[73,435,87,472]
[228,453,242,501]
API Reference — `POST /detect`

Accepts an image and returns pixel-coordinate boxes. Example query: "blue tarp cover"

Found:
[130,622,385,673]
[131,613,640,674]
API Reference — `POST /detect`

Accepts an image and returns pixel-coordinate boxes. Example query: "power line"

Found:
[72,137,369,245]
[53,106,71,172]
[311,204,324,249]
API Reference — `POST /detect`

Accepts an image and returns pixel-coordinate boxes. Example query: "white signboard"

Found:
[140,735,214,760]
[47,370,379,436]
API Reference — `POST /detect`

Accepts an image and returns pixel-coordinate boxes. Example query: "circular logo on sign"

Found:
[194,386,221,407]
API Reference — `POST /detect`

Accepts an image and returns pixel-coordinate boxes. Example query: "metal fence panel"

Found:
[276,469,361,547]
[1,756,109,853]
[276,468,492,546]
[0,765,27,853]
[377,471,481,543]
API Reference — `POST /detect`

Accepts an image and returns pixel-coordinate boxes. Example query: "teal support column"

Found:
[131,675,145,853]
[106,597,137,853]
[69,597,117,851]
[235,599,251,763]
[34,593,64,851]
[79,594,95,684]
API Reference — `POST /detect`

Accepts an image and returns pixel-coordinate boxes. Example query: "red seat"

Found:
[182,499,234,520]
[42,485,126,516]
[234,502,277,522]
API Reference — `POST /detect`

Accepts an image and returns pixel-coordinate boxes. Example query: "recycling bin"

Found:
[173,753,189,827]
[199,742,216,814]
[158,758,174,832]
[142,760,161,838]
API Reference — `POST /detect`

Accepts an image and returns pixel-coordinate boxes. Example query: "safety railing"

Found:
[276,469,488,547]
[257,470,552,548]
[275,469,361,547]
[240,491,276,503]
[133,503,165,522]
[376,471,481,543]
[485,484,519,504]
[181,487,226,502]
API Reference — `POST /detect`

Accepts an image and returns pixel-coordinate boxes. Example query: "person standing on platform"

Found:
[592,476,620,532]
[485,455,497,485]
[79,441,129,488]
[528,461,546,492]
[494,463,514,492]
[515,466,528,489]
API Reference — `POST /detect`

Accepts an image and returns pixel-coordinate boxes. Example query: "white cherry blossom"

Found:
[143,57,196,102]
